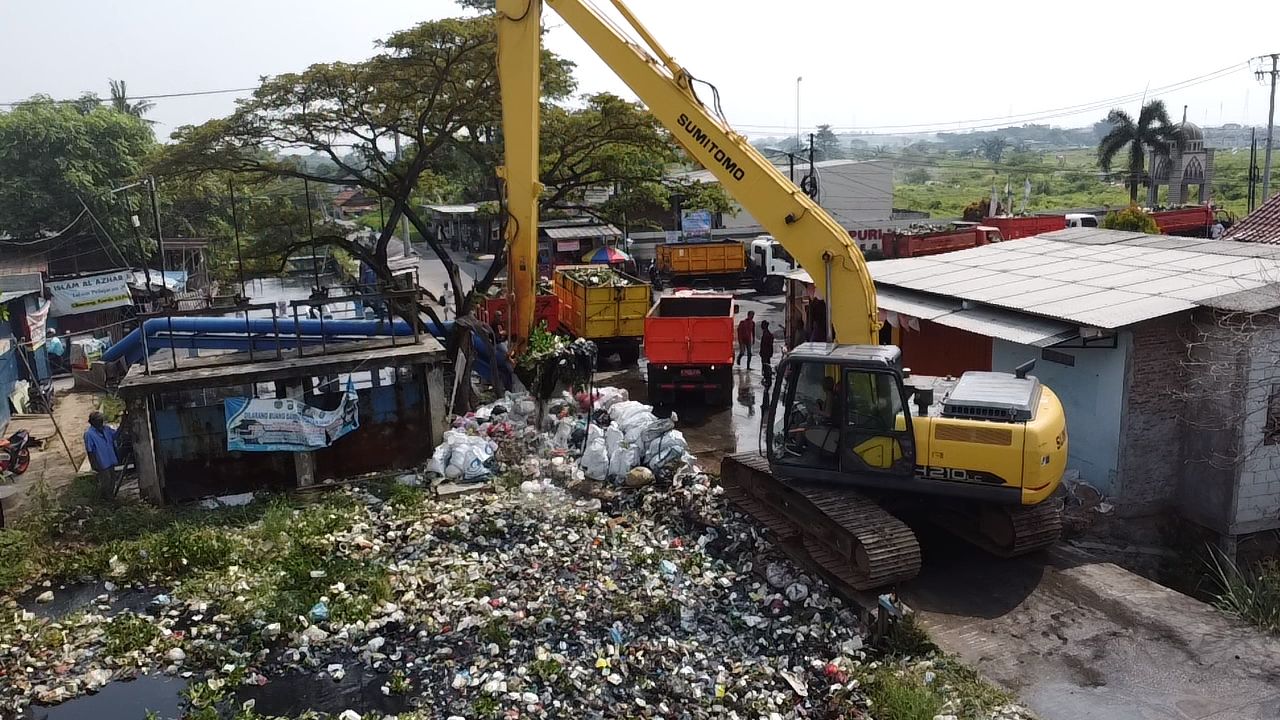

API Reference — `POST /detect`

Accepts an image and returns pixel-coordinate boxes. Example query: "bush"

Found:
[1208,551,1280,633]
[903,168,930,185]
[1101,205,1160,233]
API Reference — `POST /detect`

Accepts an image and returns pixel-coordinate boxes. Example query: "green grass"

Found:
[892,147,1253,219]
[867,671,944,720]
[1208,550,1280,633]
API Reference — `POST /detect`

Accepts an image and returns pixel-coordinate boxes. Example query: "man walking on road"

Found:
[736,310,756,368]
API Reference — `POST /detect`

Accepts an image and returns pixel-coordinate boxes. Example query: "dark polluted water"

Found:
[235,665,414,717]
[18,582,156,621]
[20,675,188,720]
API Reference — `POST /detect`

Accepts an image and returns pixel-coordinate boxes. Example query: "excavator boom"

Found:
[495,0,1066,590]
[498,0,878,348]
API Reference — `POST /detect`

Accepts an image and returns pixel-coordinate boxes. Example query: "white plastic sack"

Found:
[605,425,632,479]
[582,436,609,481]
[644,429,689,469]
[550,417,575,450]
[609,401,656,431]
[593,387,630,412]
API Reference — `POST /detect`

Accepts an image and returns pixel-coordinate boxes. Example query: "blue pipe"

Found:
[104,315,514,387]
[103,317,414,363]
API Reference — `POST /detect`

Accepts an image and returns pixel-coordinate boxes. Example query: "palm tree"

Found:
[1097,99,1182,204]
[108,79,155,121]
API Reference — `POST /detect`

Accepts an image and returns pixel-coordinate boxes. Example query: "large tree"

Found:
[156,15,575,313]
[0,97,154,244]
[1097,99,1183,204]
[813,124,844,160]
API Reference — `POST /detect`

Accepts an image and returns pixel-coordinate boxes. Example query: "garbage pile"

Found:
[428,387,693,487]
[560,267,641,287]
[0,385,1032,719]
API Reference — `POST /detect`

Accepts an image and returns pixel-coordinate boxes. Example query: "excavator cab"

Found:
[767,343,917,485]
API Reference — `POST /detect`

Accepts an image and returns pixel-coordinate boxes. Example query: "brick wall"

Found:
[1115,315,1191,512]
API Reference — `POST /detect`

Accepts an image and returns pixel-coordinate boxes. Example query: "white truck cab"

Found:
[1066,213,1100,228]
[748,235,796,294]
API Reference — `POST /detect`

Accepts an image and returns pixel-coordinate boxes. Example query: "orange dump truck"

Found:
[644,291,735,406]
[654,241,747,289]
[553,265,651,364]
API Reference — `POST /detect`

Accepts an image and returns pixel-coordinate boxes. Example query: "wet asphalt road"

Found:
[595,288,787,474]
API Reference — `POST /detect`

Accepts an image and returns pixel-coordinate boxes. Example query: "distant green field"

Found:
[892,147,1253,220]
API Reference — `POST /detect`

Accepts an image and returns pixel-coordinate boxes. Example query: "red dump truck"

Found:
[644,291,735,406]
[982,215,1067,239]
[876,224,1004,259]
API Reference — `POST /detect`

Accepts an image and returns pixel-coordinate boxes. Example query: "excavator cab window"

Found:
[768,360,916,480]
[769,362,842,472]
[840,368,915,475]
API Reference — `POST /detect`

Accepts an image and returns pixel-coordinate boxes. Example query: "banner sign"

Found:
[25,301,49,350]
[225,380,359,452]
[681,210,713,241]
[46,271,132,317]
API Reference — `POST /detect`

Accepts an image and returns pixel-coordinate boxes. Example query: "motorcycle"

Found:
[0,430,36,476]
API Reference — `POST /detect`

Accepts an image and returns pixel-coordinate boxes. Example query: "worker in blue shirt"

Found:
[84,411,120,499]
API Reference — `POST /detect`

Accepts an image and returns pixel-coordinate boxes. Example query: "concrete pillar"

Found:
[285,382,316,487]
[129,395,164,505]
[426,363,446,448]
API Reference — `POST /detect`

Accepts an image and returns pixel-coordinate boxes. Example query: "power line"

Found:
[0,86,259,108]
[733,63,1249,136]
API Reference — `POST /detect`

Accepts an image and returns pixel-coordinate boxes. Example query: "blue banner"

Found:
[225,380,359,452]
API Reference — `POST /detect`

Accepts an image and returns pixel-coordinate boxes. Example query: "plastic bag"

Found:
[593,387,630,412]
[644,429,689,469]
[550,417,575,450]
[605,425,631,479]
[582,435,609,481]
[609,401,656,430]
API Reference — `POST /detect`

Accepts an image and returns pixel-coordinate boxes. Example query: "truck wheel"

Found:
[616,344,641,366]
[648,377,664,405]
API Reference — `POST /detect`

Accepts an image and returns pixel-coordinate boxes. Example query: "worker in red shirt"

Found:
[736,310,756,368]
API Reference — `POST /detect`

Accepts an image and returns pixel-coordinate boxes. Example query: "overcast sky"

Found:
[3,0,1275,142]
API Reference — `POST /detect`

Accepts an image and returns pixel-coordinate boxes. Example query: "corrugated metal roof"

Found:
[871,228,1280,328]
[425,204,478,214]
[544,224,622,240]
[0,289,38,304]
[932,305,1077,347]
[876,286,958,320]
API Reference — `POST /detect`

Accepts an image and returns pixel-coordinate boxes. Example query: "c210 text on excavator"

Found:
[677,113,746,181]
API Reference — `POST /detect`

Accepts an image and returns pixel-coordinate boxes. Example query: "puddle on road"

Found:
[18,582,156,621]
[20,675,188,720]
[235,665,413,718]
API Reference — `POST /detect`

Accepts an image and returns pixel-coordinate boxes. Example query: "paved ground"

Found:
[0,386,97,525]
[903,535,1280,720]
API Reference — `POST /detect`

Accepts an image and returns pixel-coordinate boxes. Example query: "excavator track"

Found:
[721,453,922,590]
[927,500,1063,558]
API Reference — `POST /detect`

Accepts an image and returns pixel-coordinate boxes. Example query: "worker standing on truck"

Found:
[736,310,756,368]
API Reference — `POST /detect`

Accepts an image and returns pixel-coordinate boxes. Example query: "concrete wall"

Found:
[993,336,1129,494]
[700,160,894,230]
[1177,311,1244,534]
[1233,319,1280,534]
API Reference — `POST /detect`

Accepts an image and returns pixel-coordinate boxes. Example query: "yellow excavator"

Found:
[496,0,1068,588]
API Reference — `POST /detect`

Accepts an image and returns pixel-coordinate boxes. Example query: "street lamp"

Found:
[795,76,803,154]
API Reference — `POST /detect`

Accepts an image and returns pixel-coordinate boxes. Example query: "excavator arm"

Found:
[496,0,880,349]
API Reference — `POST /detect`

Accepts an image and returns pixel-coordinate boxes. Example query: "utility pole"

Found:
[146,176,166,290]
[1249,128,1258,212]
[805,132,817,200]
[228,180,246,298]
[1258,54,1279,202]
[795,76,803,157]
